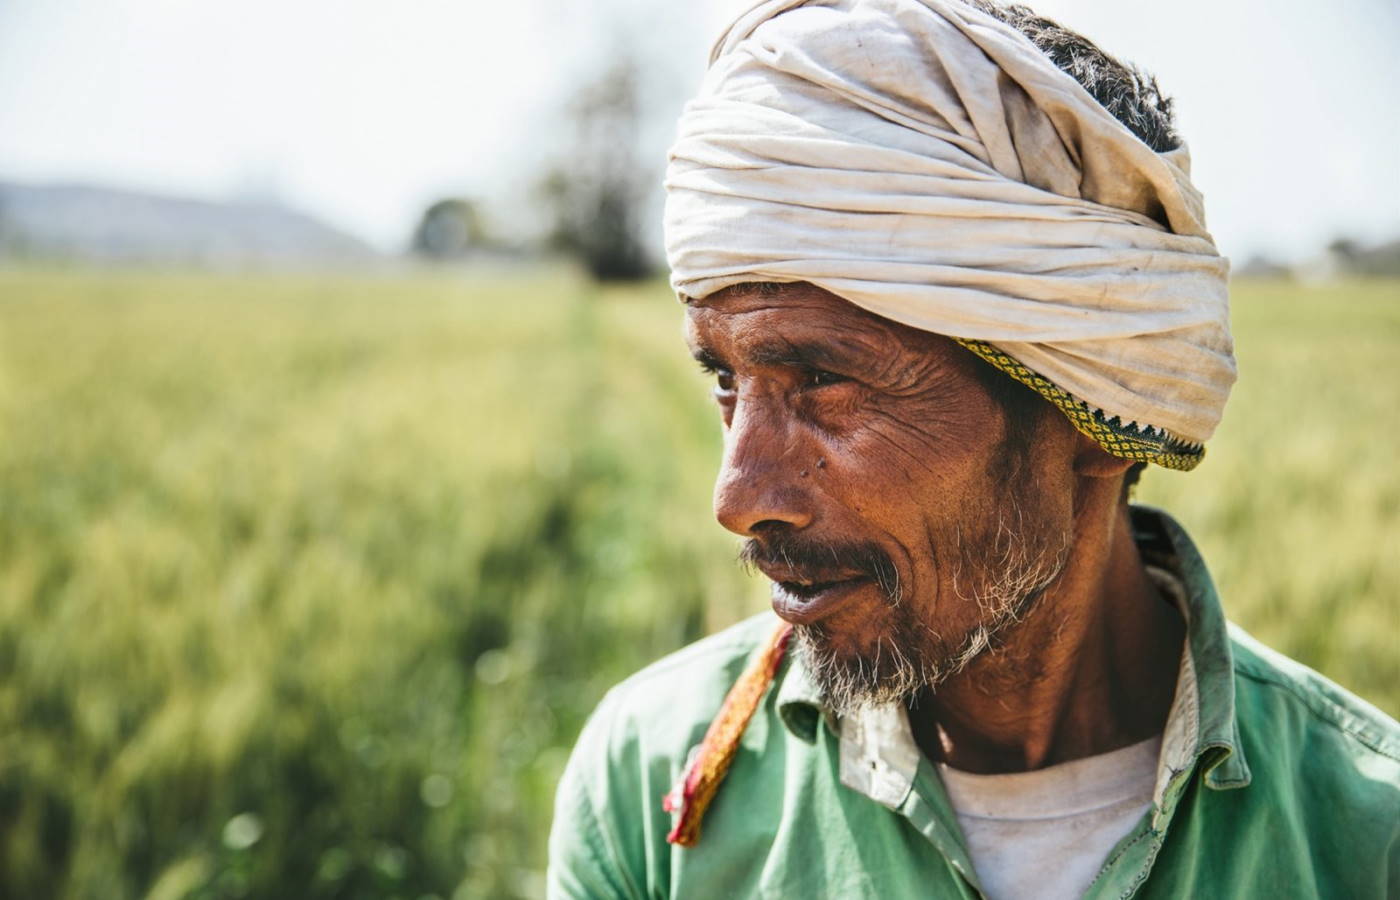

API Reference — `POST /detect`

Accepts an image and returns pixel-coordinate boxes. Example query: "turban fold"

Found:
[664,0,1235,470]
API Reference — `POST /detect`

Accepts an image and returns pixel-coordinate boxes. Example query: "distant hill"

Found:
[0,181,376,267]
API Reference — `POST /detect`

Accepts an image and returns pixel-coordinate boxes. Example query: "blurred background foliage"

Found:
[0,266,1396,899]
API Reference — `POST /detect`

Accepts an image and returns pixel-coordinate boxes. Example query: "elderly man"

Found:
[548,0,1400,897]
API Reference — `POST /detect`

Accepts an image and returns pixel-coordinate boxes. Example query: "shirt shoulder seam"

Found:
[1231,664,1400,764]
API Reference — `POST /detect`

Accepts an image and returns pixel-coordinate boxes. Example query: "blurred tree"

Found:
[1327,237,1359,265]
[1323,235,1400,278]
[538,58,656,282]
[412,198,487,260]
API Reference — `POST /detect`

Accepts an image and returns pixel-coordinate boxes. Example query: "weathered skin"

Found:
[685,281,1185,774]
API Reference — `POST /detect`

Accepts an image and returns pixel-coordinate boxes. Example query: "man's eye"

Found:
[699,364,735,394]
[806,368,848,388]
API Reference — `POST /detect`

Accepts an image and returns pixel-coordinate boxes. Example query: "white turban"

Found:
[664,0,1235,470]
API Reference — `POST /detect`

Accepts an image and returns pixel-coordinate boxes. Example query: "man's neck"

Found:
[907,498,1185,774]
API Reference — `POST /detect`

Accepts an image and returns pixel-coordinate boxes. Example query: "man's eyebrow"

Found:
[690,345,729,370]
[748,338,860,371]
[689,337,870,371]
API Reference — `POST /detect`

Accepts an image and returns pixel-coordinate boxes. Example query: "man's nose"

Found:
[713,395,814,537]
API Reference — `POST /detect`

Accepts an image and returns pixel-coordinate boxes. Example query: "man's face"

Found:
[686,283,1081,713]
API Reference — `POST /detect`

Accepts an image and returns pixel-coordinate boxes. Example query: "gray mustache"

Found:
[739,536,900,601]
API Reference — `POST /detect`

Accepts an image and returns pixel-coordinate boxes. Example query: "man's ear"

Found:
[1071,431,1136,479]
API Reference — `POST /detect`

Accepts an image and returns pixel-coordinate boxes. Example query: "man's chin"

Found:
[792,623,931,717]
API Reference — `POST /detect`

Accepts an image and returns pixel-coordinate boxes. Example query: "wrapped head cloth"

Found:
[664,0,1235,469]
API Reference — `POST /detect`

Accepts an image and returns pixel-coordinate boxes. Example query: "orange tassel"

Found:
[663,621,794,847]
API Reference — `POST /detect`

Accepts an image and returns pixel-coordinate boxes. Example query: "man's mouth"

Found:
[765,571,873,624]
[778,579,849,599]
[742,538,897,625]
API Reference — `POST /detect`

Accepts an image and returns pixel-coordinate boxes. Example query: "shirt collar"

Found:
[771,505,1252,817]
[774,640,825,742]
[1133,505,1252,815]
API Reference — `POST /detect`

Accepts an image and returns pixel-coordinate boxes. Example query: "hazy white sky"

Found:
[1,0,1396,261]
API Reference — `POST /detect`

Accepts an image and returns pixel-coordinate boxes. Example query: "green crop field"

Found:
[1,266,1396,899]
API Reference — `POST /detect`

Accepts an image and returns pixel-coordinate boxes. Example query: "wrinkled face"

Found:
[686,283,1080,714]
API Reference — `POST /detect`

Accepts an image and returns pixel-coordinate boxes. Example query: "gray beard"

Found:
[794,507,1072,720]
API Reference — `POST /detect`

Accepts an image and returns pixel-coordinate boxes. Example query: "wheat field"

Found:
[1,266,1395,899]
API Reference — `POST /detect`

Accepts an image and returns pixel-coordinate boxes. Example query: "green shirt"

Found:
[548,507,1400,898]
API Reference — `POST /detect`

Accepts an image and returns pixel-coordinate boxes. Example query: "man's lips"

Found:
[759,565,873,624]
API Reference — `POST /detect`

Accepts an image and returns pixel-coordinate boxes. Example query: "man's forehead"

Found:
[684,281,899,337]
[687,281,842,312]
[685,282,876,349]
[683,281,962,369]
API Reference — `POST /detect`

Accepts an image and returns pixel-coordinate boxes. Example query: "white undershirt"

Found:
[937,734,1162,900]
